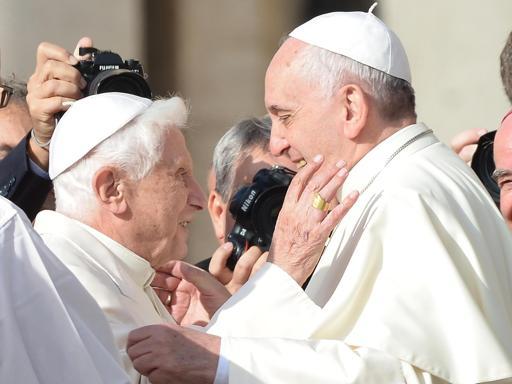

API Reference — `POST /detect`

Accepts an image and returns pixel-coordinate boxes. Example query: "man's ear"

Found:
[92,167,128,215]
[208,190,228,243]
[339,84,368,139]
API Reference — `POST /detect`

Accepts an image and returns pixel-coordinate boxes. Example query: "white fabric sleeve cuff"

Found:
[213,338,229,384]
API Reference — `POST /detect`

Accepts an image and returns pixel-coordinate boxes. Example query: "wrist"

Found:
[27,134,50,171]
[31,128,52,148]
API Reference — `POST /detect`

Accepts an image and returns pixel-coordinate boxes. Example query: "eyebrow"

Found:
[268,105,290,114]
[492,168,512,181]
[0,144,13,153]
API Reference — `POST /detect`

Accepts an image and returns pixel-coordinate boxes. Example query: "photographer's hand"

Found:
[26,37,91,170]
[209,243,268,294]
[268,155,358,286]
[450,128,488,165]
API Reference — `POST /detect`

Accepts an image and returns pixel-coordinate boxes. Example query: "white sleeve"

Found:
[221,337,414,384]
[212,339,230,384]
[207,262,320,338]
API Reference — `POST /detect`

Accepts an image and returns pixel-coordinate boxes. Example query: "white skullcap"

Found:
[49,92,152,180]
[289,3,411,83]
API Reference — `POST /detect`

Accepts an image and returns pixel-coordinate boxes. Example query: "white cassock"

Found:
[33,211,175,384]
[207,124,512,384]
[0,196,129,384]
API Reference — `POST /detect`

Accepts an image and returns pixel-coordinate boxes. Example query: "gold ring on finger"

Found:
[312,192,329,212]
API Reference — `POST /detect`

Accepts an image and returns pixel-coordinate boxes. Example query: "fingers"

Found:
[450,128,487,155]
[127,325,158,349]
[320,190,359,233]
[208,242,234,284]
[152,271,180,291]
[73,36,94,59]
[231,246,264,282]
[227,246,265,292]
[285,154,324,202]
[172,261,225,294]
[458,144,478,164]
[251,251,269,277]
[130,352,158,377]
[307,161,348,211]
[35,41,77,71]
[151,270,180,305]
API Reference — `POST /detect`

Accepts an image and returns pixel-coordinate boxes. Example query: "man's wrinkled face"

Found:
[494,120,512,231]
[264,39,345,170]
[127,128,206,267]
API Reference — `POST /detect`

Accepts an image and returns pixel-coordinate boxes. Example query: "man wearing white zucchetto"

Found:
[126,4,512,384]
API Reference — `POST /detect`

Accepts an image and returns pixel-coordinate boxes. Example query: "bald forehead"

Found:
[268,38,308,73]
[495,120,512,152]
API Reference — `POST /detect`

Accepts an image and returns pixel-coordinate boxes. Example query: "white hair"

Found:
[53,96,188,221]
[291,43,416,122]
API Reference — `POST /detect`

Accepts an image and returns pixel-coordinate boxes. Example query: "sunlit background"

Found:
[1,0,510,263]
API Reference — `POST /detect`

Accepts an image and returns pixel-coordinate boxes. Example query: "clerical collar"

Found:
[337,123,435,202]
[80,224,156,288]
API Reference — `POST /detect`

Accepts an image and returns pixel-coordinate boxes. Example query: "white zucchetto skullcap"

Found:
[289,3,411,83]
[49,92,152,180]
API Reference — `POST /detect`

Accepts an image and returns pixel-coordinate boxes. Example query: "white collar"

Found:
[338,123,435,201]
[34,210,155,291]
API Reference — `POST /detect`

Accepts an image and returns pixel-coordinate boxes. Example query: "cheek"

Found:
[500,191,512,221]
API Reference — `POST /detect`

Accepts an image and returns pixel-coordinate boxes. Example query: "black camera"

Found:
[471,130,500,206]
[226,166,295,270]
[74,47,152,99]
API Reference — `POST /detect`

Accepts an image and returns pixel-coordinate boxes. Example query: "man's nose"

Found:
[269,130,289,157]
[188,176,206,211]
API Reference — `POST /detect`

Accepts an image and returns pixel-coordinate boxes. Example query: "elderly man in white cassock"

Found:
[0,196,129,383]
[32,92,207,383]
[126,5,512,384]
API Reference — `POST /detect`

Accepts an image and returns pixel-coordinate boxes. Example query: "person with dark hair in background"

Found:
[127,7,512,384]
[0,38,92,220]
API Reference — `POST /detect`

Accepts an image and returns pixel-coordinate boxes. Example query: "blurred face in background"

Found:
[494,113,512,230]
[0,100,32,159]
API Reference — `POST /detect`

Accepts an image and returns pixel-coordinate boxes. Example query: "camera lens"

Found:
[88,70,152,99]
[471,130,500,206]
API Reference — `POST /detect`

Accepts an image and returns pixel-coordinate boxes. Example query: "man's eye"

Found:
[498,178,512,189]
[278,114,291,122]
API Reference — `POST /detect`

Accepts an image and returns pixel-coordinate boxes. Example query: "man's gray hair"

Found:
[213,116,271,202]
[53,96,188,221]
[293,44,416,122]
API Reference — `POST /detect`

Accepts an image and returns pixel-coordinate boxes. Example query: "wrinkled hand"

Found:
[127,323,220,384]
[209,242,268,294]
[26,37,91,168]
[450,128,488,164]
[268,155,358,285]
[152,261,231,326]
